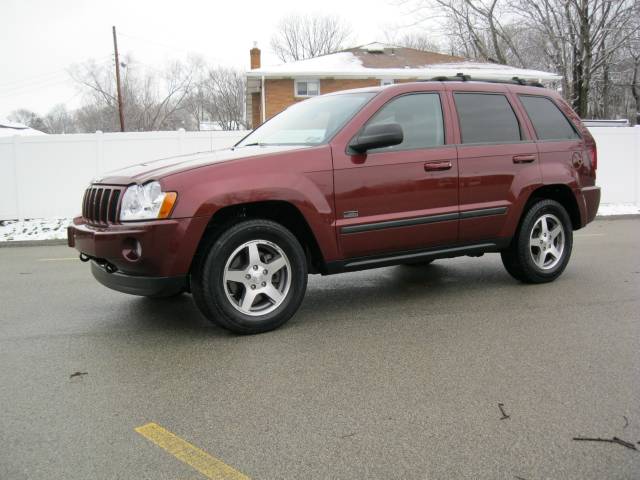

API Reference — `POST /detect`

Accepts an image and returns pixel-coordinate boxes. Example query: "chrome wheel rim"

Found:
[529,213,565,270]
[223,239,292,317]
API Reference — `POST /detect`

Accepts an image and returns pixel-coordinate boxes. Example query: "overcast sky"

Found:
[0,0,423,119]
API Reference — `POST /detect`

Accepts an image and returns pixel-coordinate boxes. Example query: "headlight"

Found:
[120,181,177,222]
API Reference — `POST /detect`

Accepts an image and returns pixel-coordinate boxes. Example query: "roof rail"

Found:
[423,73,545,88]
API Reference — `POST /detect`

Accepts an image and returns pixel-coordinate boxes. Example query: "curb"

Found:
[594,214,640,220]
[0,239,68,248]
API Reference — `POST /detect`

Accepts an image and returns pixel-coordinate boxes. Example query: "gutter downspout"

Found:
[261,75,266,124]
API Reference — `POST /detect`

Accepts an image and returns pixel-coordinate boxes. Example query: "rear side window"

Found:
[366,93,444,152]
[454,93,521,144]
[519,95,580,140]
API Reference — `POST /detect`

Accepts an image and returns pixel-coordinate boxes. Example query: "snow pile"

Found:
[597,203,640,216]
[0,218,71,242]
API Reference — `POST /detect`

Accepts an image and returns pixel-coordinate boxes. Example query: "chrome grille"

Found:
[82,186,122,225]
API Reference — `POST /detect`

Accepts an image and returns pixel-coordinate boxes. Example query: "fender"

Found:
[160,146,339,262]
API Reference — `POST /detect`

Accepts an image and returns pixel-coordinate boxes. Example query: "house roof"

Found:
[0,118,46,137]
[247,43,561,82]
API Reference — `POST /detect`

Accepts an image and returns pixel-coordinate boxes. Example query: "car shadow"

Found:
[294,259,533,324]
[123,260,519,335]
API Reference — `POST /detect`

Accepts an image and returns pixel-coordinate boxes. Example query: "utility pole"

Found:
[112,26,125,132]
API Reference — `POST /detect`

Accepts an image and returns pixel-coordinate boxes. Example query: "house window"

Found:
[295,79,320,97]
[380,78,394,86]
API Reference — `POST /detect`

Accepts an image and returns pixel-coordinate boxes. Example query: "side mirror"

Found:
[349,123,403,153]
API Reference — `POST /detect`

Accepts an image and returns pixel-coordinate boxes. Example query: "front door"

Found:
[332,92,459,259]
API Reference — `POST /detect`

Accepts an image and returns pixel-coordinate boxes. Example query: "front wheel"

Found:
[191,219,308,334]
[501,199,573,283]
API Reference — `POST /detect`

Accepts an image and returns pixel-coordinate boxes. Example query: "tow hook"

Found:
[79,253,118,273]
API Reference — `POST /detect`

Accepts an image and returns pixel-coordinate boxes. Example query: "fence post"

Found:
[635,126,640,206]
[12,136,23,221]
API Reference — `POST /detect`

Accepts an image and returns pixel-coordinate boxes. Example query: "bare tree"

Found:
[43,104,77,134]
[8,109,47,131]
[69,56,198,131]
[270,14,353,62]
[383,30,442,52]
[202,68,246,130]
[399,0,639,118]
[515,0,639,117]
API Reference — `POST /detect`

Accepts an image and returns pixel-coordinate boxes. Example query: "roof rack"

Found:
[423,73,545,88]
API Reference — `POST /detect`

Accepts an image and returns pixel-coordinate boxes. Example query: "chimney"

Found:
[250,42,261,69]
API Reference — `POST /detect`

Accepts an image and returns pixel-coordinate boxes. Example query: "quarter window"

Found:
[519,95,579,140]
[454,93,522,144]
[365,93,445,152]
[295,79,320,97]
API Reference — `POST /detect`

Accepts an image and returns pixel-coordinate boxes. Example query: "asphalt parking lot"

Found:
[1,218,639,480]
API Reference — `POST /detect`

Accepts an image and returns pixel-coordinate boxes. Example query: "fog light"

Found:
[122,238,142,262]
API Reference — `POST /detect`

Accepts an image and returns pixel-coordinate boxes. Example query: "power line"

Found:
[0,56,112,90]
[117,31,227,64]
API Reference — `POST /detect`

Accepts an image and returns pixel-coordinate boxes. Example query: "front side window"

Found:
[364,93,445,152]
[236,92,375,147]
[519,95,580,141]
[295,79,320,97]
[454,93,522,144]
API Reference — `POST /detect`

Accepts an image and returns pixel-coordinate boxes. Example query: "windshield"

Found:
[237,92,376,147]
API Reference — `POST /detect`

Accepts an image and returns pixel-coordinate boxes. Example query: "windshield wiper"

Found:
[241,142,269,147]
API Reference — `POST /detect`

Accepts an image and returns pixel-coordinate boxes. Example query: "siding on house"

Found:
[262,78,379,122]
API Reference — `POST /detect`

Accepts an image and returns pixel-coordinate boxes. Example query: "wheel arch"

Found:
[191,200,327,275]
[524,184,582,230]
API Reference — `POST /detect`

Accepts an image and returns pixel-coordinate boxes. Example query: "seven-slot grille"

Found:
[82,186,123,225]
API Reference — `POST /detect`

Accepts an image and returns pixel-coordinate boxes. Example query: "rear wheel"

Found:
[191,219,308,334]
[501,199,573,283]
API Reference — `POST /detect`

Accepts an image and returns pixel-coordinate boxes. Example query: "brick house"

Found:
[245,42,560,129]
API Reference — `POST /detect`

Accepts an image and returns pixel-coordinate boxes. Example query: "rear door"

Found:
[449,88,540,243]
[332,91,459,259]
[516,94,587,186]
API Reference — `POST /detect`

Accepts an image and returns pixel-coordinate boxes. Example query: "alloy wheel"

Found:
[529,213,565,270]
[222,239,292,316]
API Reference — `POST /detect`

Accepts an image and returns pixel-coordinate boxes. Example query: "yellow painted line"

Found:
[135,422,250,480]
[38,257,77,262]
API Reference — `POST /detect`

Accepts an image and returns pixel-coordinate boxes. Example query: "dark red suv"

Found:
[68,79,600,334]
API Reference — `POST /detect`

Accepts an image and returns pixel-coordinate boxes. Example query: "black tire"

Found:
[191,219,308,334]
[501,199,573,284]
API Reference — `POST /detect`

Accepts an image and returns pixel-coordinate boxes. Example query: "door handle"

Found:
[424,161,452,172]
[512,155,536,164]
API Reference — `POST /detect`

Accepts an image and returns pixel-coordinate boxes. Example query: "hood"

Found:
[93,145,313,185]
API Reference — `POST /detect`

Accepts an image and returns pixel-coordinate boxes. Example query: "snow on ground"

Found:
[1,204,638,243]
[596,203,640,216]
[0,218,71,242]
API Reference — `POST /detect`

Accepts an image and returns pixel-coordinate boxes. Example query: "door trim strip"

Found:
[459,207,508,219]
[339,207,507,234]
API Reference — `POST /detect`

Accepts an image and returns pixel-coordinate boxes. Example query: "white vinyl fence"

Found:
[0,130,247,220]
[0,127,638,220]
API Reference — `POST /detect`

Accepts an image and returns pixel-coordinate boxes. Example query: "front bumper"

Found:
[90,261,186,296]
[68,216,209,277]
